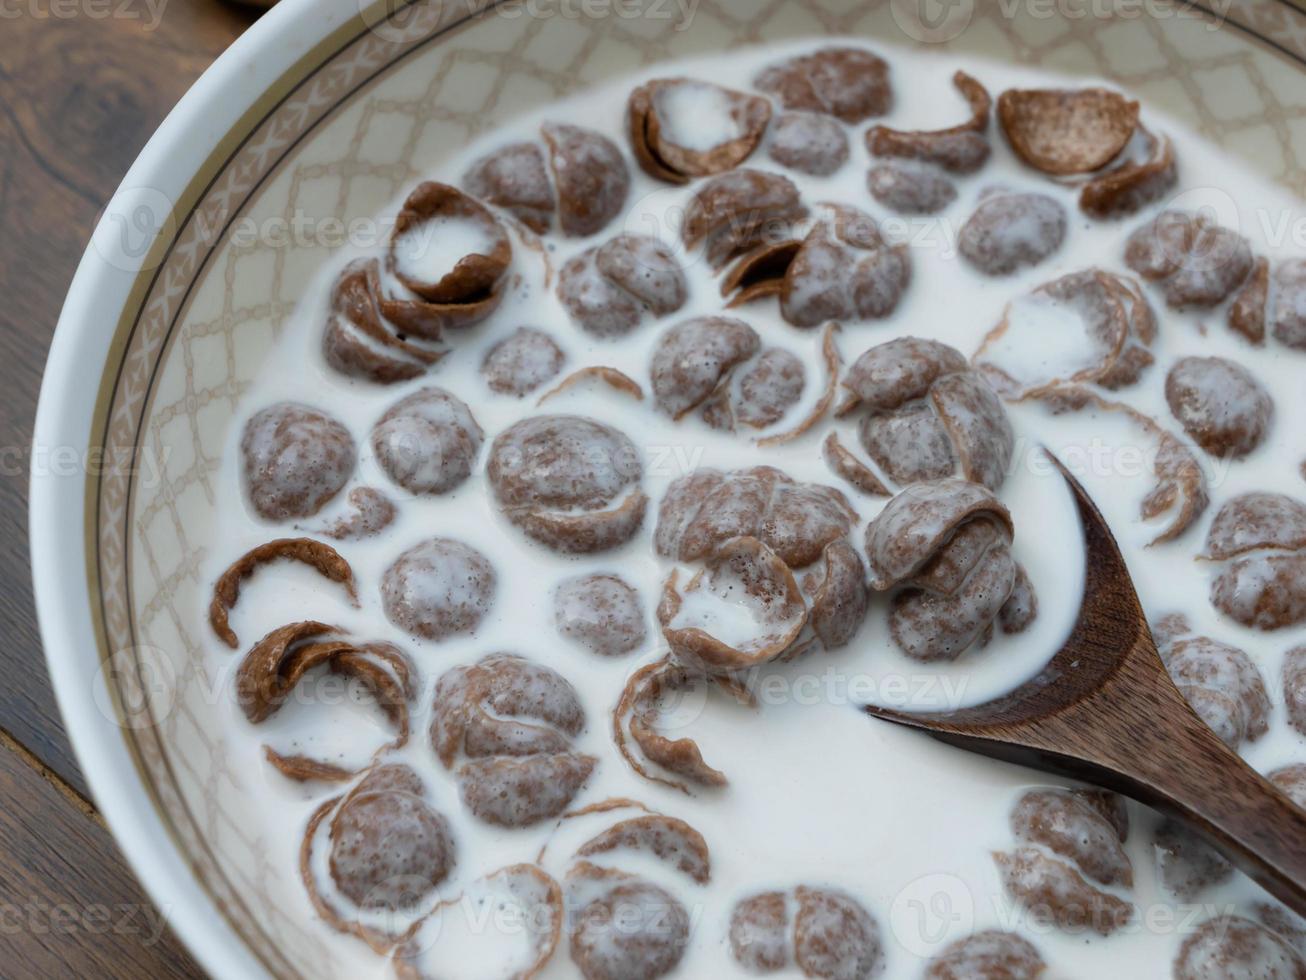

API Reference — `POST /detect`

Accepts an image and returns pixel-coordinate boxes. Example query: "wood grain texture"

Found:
[868,459,1306,916]
[1,2,257,975]
[0,728,204,978]
[0,0,255,795]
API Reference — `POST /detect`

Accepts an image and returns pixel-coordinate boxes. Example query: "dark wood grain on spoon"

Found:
[865,455,1306,916]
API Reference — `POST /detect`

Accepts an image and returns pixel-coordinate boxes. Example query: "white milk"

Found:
[202,39,1306,979]
[392,214,500,287]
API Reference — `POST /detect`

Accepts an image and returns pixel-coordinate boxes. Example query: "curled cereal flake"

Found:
[542,123,631,237]
[682,169,806,270]
[487,415,647,555]
[1011,789,1132,887]
[431,654,594,827]
[1154,818,1232,900]
[1124,210,1254,311]
[629,78,771,184]
[236,622,412,733]
[998,87,1139,175]
[793,886,885,980]
[558,233,688,339]
[867,71,992,175]
[1156,624,1271,747]
[754,47,892,124]
[841,336,1014,492]
[323,259,444,384]
[655,466,855,570]
[554,573,647,658]
[924,930,1046,980]
[241,403,356,522]
[823,432,891,498]
[721,239,802,307]
[1174,916,1305,980]
[658,537,808,675]
[300,765,456,951]
[389,181,511,303]
[462,141,554,233]
[209,538,357,649]
[867,161,957,216]
[808,539,870,651]
[757,323,842,447]
[576,814,711,884]
[1165,356,1273,459]
[394,864,563,980]
[1228,256,1270,345]
[567,862,691,980]
[994,848,1133,937]
[371,387,483,496]
[959,190,1066,277]
[378,183,511,341]
[263,747,354,784]
[301,487,395,541]
[974,269,1156,401]
[1287,647,1306,737]
[381,538,496,641]
[723,207,910,328]
[614,656,730,792]
[235,621,335,717]
[1038,388,1208,546]
[538,366,645,406]
[865,480,1032,662]
[1079,125,1177,220]
[481,326,565,397]
[650,316,761,421]
[768,111,849,177]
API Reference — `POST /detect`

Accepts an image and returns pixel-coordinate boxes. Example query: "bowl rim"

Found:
[30,0,366,976]
[28,1,1306,977]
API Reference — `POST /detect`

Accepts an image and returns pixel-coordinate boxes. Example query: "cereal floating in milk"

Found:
[205,39,1306,978]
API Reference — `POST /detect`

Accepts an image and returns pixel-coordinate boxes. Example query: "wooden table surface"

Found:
[1,2,261,975]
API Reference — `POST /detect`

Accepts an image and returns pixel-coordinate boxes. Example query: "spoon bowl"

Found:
[865,454,1306,916]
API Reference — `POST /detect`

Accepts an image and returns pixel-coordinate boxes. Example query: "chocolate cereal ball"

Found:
[241,402,355,521]
[371,387,483,496]
[1173,915,1304,979]
[431,654,595,827]
[488,415,647,554]
[958,190,1066,277]
[554,573,646,657]
[1165,356,1273,459]
[381,538,496,641]
[480,327,565,397]
[328,767,456,911]
[768,112,850,176]
[924,930,1046,980]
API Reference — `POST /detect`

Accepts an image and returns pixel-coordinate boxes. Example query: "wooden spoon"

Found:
[864,455,1306,916]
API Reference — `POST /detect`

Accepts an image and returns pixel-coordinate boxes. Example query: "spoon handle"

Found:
[1104,701,1306,918]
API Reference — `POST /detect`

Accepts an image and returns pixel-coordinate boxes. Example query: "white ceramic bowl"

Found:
[31,1,1306,976]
